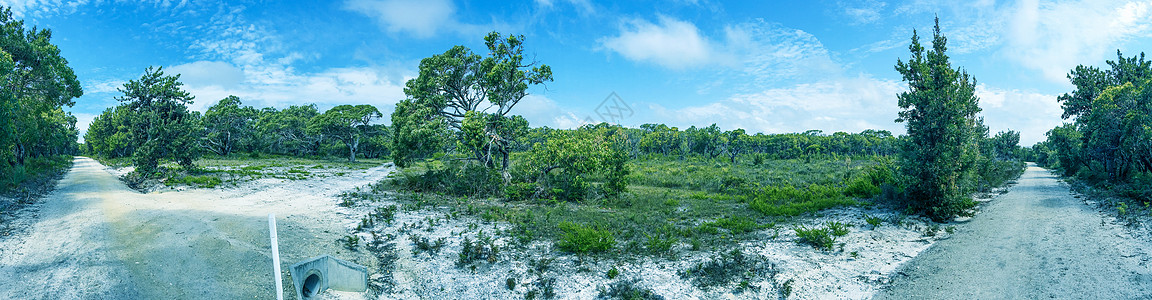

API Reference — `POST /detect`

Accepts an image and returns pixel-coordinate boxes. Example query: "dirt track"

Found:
[876,164,1152,299]
[0,157,393,299]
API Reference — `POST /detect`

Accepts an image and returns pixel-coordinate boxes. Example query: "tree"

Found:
[894,18,983,221]
[524,124,630,200]
[392,31,552,171]
[116,66,199,174]
[391,97,446,167]
[0,7,82,168]
[84,105,135,158]
[257,104,320,156]
[310,104,382,162]
[202,95,256,156]
[721,128,748,163]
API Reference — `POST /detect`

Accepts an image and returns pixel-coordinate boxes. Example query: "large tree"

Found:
[201,95,257,156]
[0,7,82,167]
[116,67,200,174]
[310,104,382,162]
[392,31,552,171]
[894,18,983,221]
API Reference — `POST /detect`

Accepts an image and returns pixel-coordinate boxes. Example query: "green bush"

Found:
[748,184,856,216]
[794,225,836,250]
[555,222,615,254]
[679,248,773,289]
[165,175,222,188]
[504,182,537,201]
[457,231,500,267]
[704,216,761,234]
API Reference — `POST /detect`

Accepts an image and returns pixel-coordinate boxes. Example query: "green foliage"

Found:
[747,184,856,217]
[555,222,615,254]
[523,125,631,200]
[597,280,665,300]
[826,221,851,236]
[113,67,201,175]
[503,182,537,201]
[894,18,984,221]
[340,235,361,251]
[794,225,837,251]
[202,96,257,156]
[606,267,620,279]
[0,155,72,194]
[410,234,446,255]
[703,216,761,234]
[865,215,883,229]
[678,249,773,289]
[457,231,500,267]
[391,160,503,197]
[0,7,83,174]
[309,104,382,162]
[165,175,222,188]
[394,31,551,171]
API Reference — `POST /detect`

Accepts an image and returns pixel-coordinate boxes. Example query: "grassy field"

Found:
[365,155,895,258]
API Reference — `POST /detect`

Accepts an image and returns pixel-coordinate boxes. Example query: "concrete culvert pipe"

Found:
[290,255,367,300]
[302,273,321,298]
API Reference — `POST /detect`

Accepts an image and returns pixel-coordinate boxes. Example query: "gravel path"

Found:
[0,157,393,299]
[876,164,1152,299]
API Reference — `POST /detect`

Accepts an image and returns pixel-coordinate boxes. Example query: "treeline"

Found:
[0,8,82,191]
[1032,51,1152,202]
[84,70,390,173]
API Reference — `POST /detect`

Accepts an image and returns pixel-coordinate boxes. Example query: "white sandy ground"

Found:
[0,156,1047,299]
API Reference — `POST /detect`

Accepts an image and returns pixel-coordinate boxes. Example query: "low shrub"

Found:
[794,225,836,250]
[703,216,761,234]
[748,184,856,216]
[457,231,499,267]
[555,222,615,254]
[679,248,774,289]
[597,280,665,300]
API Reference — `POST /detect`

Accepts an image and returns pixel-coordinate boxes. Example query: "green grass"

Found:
[377,154,890,258]
[165,175,222,188]
[1,155,74,196]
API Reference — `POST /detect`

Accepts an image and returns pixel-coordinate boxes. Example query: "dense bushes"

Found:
[747,184,856,217]
[555,222,616,254]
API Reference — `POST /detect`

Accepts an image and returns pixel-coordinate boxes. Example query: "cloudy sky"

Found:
[5,0,1152,145]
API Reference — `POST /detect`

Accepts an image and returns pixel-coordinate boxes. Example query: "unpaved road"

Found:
[877,164,1152,299]
[0,157,393,299]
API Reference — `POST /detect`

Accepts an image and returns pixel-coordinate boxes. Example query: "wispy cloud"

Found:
[841,0,887,24]
[976,84,1063,145]
[343,0,460,38]
[599,15,718,69]
[1005,0,1152,83]
[642,75,906,135]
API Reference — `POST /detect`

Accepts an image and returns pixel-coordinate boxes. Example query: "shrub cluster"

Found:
[555,222,616,254]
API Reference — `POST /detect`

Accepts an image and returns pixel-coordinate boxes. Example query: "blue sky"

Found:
[5,0,1152,145]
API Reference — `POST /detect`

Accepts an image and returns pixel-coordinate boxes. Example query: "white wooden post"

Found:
[269,214,283,300]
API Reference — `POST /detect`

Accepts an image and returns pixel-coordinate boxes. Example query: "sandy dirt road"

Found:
[0,157,393,299]
[876,164,1152,299]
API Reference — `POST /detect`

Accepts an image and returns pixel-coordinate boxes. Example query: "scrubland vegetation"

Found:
[1029,50,1152,219]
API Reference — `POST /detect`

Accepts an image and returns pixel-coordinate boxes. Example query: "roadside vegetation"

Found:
[1030,50,1152,220]
[0,8,82,205]
[1,7,1033,297]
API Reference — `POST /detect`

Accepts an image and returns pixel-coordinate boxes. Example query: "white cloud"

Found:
[167,61,245,89]
[167,62,409,114]
[975,85,1063,145]
[841,0,887,24]
[642,75,906,135]
[344,0,457,38]
[1005,0,1152,83]
[599,15,717,69]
